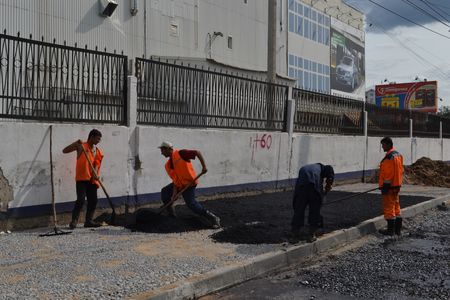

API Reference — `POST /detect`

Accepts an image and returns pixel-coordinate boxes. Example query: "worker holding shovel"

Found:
[63,129,104,229]
[378,137,404,236]
[159,141,221,229]
[290,163,334,242]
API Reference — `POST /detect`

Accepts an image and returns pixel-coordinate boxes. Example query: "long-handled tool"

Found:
[324,187,379,206]
[157,172,205,215]
[134,172,205,227]
[81,145,116,225]
[40,126,72,237]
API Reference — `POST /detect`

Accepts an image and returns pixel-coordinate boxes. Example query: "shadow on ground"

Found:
[95,191,431,244]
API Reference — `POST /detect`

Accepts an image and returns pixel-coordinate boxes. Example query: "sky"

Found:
[343,0,450,109]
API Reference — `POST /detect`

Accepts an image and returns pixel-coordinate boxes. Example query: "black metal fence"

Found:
[293,87,450,138]
[292,88,364,135]
[365,103,410,137]
[1,32,450,138]
[135,58,288,131]
[0,32,127,123]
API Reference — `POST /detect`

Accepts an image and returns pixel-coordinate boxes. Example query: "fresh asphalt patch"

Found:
[127,190,431,244]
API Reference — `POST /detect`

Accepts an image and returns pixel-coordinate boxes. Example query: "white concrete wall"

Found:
[0,122,448,212]
[0,123,131,209]
[291,134,366,178]
[136,127,290,195]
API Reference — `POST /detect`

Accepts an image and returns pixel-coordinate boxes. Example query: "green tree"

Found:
[437,106,450,118]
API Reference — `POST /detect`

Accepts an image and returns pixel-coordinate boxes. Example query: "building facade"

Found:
[0,0,364,98]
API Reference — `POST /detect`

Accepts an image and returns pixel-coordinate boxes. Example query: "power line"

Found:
[423,1,450,13]
[400,0,450,28]
[366,16,449,81]
[421,0,450,22]
[366,0,450,40]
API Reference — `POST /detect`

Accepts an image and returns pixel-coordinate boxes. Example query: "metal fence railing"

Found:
[410,110,441,138]
[0,32,127,123]
[292,88,364,135]
[135,58,288,131]
[442,117,450,139]
[365,103,411,137]
[1,32,450,138]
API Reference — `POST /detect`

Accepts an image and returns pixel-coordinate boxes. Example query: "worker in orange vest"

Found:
[159,141,221,229]
[378,137,404,236]
[63,129,104,229]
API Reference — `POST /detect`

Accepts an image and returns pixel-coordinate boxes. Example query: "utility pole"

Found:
[267,0,277,128]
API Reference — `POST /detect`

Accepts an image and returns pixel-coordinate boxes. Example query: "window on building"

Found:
[228,36,233,49]
[289,0,295,11]
[289,13,294,32]
[297,16,303,35]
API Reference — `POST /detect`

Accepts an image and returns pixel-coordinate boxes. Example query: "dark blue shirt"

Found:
[296,163,327,194]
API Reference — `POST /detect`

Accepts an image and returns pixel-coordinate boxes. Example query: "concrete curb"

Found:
[142,194,450,300]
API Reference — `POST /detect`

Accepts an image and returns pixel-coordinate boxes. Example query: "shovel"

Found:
[324,187,379,206]
[135,172,205,225]
[157,172,205,214]
[81,146,116,225]
[40,125,72,237]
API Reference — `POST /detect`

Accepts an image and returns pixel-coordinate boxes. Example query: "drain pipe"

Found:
[143,0,147,58]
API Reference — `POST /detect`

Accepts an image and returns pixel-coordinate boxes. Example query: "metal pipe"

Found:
[130,0,138,16]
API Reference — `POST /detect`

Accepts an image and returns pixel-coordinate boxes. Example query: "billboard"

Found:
[330,18,365,100]
[375,81,438,113]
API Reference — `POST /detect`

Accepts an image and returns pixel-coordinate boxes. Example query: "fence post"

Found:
[127,75,138,128]
[285,87,295,136]
[440,121,443,161]
[409,118,414,164]
[362,110,368,183]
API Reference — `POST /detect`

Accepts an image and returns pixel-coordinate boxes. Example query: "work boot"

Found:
[288,227,302,243]
[379,219,395,236]
[204,210,221,229]
[318,215,324,229]
[306,226,318,243]
[394,217,403,236]
[84,220,102,228]
[69,220,77,230]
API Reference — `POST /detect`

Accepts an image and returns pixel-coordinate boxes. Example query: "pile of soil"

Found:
[369,157,450,187]
[404,157,450,187]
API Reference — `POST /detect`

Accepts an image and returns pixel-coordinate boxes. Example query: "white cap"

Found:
[158,141,173,149]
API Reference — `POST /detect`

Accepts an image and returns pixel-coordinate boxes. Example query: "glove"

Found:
[381,183,391,195]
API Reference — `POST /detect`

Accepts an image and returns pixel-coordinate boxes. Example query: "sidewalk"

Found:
[0,184,449,300]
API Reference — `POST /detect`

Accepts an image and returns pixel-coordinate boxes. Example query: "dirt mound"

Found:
[404,157,450,187]
[369,157,450,187]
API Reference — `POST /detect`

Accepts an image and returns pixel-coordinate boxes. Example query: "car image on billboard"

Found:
[330,18,365,100]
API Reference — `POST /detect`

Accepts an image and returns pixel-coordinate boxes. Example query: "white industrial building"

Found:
[0,0,364,98]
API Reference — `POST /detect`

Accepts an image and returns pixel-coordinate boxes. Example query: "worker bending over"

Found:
[291,163,334,242]
[159,141,221,229]
[378,137,404,236]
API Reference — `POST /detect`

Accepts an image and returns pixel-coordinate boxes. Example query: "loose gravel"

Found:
[241,205,450,300]
[0,185,448,299]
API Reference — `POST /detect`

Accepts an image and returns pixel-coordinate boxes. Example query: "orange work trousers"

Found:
[382,188,401,219]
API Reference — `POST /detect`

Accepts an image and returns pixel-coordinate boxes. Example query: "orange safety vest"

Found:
[165,149,198,189]
[379,148,403,188]
[76,142,104,187]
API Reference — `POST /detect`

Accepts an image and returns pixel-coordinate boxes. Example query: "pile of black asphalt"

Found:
[126,190,431,244]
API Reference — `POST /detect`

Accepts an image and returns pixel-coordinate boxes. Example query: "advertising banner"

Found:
[330,18,365,100]
[375,81,438,113]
